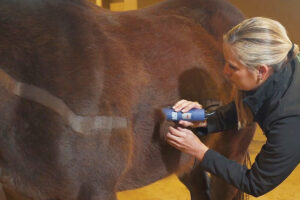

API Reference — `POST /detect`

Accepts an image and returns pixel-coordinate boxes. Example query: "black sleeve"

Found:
[200,116,300,197]
[194,102,238,136]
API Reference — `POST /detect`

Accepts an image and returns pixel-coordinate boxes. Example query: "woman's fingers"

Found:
[166,131,183,149]
[172,99,203,112]
[182,102,202,112]
[176,126,191,132]
[168,126,186,137]
[195,121,207,127]
[179,120,207,128]
[178,120,194,127]
[172,99,187,110]
[173,100,189,111]
[165,126,209,161]
[166,127,191,147]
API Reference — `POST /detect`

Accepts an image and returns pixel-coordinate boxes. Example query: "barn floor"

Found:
[117,128,300,200]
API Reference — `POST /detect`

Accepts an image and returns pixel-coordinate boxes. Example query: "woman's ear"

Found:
[257,65,273,81]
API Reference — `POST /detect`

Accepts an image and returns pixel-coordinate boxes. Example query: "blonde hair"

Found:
[223,17,299,128]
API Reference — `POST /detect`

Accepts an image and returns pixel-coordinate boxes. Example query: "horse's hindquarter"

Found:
[0,1,133,199]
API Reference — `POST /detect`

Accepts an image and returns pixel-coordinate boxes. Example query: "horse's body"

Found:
[0,0,256,199]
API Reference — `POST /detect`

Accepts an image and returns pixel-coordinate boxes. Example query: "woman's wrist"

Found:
[194,145,209,161]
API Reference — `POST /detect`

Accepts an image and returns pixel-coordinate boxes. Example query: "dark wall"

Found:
[138,0,162,8]
[138,0,300,44]
[227,0,300,45]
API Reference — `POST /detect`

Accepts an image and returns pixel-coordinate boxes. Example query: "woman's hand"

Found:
[172,99,207,128]
[165,126,208,161]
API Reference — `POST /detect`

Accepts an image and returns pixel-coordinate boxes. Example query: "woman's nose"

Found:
[223,64,231,76]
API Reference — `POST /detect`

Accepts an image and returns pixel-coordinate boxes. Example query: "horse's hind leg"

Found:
[90,194,117,200]
[178,164,211,200]
[89,193,117,200]
[77,186,117,200]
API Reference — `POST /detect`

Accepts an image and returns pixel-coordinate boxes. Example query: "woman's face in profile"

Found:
[223,43,260,91]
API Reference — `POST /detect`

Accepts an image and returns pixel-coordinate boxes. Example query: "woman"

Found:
[166,17,300,197]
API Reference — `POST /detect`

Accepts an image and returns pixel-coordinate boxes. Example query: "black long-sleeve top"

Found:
[197,58,300,197]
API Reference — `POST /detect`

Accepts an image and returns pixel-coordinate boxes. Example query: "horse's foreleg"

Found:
[0,183,7,200]
[178,163,211,200]
[0,185,32,200]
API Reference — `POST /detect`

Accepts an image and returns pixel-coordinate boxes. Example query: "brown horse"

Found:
[0,0,256,199]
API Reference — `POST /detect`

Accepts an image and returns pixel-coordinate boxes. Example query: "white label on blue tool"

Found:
[172,112,178,120]
[182,113,192,120]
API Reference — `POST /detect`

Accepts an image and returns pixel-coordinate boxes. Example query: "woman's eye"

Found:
[229,64,238,70]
